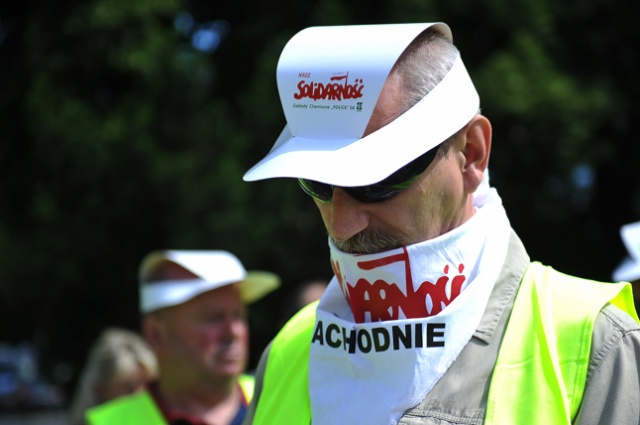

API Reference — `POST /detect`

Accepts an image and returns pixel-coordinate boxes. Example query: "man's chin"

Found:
[212,364,245,379]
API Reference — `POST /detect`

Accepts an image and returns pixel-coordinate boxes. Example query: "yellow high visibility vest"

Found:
[86,389,165,425]
[86,374,255,425]
[253,263,637,424]
[485,262,638,424]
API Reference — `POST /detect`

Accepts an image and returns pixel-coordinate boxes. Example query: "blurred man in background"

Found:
[87,250,279,425]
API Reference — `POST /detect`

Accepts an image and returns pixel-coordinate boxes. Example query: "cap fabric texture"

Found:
[613,221,640,282]
[139,250,280,314]
[243,22,480,187]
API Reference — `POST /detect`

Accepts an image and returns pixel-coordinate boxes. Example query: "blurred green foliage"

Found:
[0,0,638,399]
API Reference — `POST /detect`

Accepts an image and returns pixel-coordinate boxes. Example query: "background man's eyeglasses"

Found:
[298,145,441,204]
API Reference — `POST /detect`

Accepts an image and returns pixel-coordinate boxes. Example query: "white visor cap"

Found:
[243,22,480,187]
[613,221,640,282]
[139,250,280,314]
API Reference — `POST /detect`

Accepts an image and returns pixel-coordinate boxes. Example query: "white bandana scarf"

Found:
[308,176,511,425]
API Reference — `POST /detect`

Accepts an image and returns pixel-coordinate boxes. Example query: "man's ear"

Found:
[142,313,165,354]
[461,115,491,194]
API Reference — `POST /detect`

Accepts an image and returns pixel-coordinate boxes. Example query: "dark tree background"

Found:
[0,0,638,403]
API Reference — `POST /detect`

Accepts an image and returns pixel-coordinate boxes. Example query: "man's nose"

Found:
[220,316,246,340]
[325,188,370,242]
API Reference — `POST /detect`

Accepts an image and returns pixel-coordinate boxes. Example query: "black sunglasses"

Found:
[298,145,441,203]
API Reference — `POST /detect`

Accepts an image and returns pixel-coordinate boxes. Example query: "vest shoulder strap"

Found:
[238,373,255,402]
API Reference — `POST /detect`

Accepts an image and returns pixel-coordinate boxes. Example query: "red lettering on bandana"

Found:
[332,248,466,323]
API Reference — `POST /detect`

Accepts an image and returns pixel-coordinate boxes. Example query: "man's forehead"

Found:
[363,73,405,137]
[185,284,244,309]
[142,260,200,282]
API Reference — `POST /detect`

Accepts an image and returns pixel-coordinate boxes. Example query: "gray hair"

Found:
[394,28,477,157]
[391,27,459,113]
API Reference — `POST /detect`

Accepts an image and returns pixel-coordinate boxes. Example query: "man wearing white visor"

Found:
[242,23,640,424]
[87,250,279,425]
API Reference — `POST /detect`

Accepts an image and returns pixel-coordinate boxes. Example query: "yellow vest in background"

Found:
[86,390,165,425]
[86,374,255,425]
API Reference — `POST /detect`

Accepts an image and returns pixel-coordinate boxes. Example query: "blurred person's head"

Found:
[297,279,329,307]
[613,221,640,307]
[279,279,329,327]
[68,327,157,425]
[138,250,279,392]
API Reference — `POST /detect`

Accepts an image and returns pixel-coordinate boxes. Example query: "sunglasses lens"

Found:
[299,178,408,204]
[379,147,439,188]
[343,185,405,203]
[297,144,440,203]
[298,179,333,203]
[344,147,438,202]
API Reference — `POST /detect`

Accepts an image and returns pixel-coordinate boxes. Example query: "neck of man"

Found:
[158,373,241,424]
